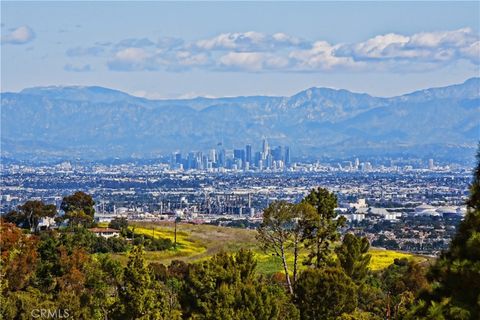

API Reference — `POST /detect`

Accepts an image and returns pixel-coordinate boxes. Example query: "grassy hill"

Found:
[110,221,422,274]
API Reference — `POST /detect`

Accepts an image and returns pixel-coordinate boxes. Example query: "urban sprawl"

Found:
[1,140,472,256]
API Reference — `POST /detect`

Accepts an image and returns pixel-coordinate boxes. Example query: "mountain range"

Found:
[1,78,479,162]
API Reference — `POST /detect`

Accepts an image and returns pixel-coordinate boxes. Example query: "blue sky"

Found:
[1,1,479,98]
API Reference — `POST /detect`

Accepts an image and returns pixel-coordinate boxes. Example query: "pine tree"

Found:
[294,267,357,320]
[118,246,167,319]
[335,233,371,283]
[302,187,346,268]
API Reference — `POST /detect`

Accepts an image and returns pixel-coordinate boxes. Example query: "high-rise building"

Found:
[266,154,273,169]
[284,146,291,166]
[208,149,217,163]
[428,159,435,170]
[272,146,283,162]
[175,152,182,164]
[234,149,246,169]
[254,151,262,167]
[262,138,269,155]
[187,152,196,170]
[245,144,252,164]
[218,149,226,167]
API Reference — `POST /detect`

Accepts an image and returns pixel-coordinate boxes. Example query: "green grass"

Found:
[111,222,422,274]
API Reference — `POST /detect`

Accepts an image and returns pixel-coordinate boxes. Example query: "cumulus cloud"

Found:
[107,47,159,71]
[66,28,480,73]
[195,31,306,52]
[290,41,362,71]
[219,52,290,71]
[337,28,480,67]
[2,25,35,45]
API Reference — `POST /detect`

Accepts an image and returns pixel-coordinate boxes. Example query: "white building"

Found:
[88,228,120,238]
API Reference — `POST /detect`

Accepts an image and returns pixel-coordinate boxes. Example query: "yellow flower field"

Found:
[109,221,425,274]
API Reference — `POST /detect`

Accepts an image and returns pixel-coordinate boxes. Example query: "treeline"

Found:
[4,191,98,230]
[3,191,174,253]
[0,218,423,320]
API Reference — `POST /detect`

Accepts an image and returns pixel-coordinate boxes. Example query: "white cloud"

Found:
[175,51,209,66]
[2,25,35,45]
[71,28,479,73]
[408,28,475,48]
[107,47,157,71]
[460,40,480,64]
[219,52,290,71]
[290,41,362,71]
[338,28,480,67]
[195,31,306,52]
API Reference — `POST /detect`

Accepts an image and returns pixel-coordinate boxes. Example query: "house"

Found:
[88,227,120,238]
[37,216,57,230]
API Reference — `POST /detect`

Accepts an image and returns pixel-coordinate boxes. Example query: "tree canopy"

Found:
[302,187,346,268]
[4,200,56,232]
[60,191,95,226]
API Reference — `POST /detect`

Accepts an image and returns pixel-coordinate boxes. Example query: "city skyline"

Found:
[169,138,291,171]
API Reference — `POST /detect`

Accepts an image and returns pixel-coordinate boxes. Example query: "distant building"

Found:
[369,207,401,221]
[262,138,269,155]
[349,199,367,210]
[37,216,57,230]
[285,146,291,166]
[88,227,120,238]
[245,144,252,164]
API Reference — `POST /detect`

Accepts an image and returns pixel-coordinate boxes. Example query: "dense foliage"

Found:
[4,200,56,232]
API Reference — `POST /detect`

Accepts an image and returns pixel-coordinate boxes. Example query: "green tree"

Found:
[291,202,317,283]
[338,310,383,320]
[257,201,316,291]
[81,254,123,319]
[294,267,357,320]
[410,147,480,319]
[117,245,157,319]
[117,246,177,319]
[1,287,58,320]
[384,258,429,320]
[109,217,128,230]
[61,191,95,226]
[182,249,298,320]
[257,201,296,294]
[336,233,371,283]
[4,200,56,232]
[302,187,346,268]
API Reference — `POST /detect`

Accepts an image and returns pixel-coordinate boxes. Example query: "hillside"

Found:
[110,222,423,274]
[1,78,479,161]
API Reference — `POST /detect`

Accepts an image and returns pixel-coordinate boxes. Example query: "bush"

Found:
[295,267,357,320]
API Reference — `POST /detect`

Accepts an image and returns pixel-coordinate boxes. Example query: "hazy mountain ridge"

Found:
[1,78,479,161]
